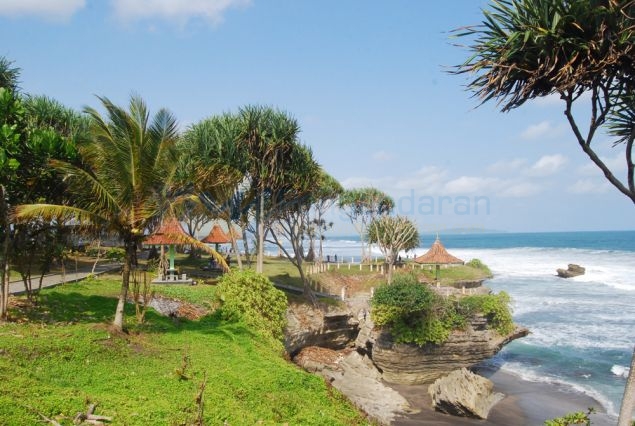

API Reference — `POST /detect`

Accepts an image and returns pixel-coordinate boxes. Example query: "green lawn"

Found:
[0,277,370,425]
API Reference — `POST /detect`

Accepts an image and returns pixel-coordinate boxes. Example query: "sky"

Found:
[1,0,633,235]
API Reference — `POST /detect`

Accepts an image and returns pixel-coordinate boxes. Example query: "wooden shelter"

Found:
[201,224,231,249]
[414,236,464,281]
[144,217,193,283]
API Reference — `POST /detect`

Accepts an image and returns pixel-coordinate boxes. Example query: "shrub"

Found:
[466,258,492,275]
[371,279,514,345]
[459,292,515,336]
[105,247,125,262]
[216,270,288,341]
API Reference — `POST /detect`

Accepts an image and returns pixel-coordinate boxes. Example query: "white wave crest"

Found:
[611,365,630,378]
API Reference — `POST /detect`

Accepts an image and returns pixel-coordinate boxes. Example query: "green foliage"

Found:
[105,247,125,262]
[459,292,515,336]
[466,258,492,276]
[372,278,514,345]
[545,408,595,426]
[0,277,366,425]
[216,270,288,341]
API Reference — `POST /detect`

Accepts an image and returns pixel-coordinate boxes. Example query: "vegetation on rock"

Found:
[371,273,514,345]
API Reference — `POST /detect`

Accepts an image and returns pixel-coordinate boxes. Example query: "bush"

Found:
[105,247,125,262]
[459,292,515,336]
[216,270,288,341]
[466,258,492,275]
[371,279,514,345]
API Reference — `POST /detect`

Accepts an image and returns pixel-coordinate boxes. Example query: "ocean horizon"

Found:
[312,230,635,418]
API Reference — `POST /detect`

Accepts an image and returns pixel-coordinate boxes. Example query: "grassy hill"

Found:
[0,276,369,425]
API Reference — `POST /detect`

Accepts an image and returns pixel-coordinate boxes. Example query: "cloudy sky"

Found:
[1,0,633,234]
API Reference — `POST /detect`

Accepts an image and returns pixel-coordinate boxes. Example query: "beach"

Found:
[392,368,615,425]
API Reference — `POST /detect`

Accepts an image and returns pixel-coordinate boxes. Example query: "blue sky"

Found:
[1,0,633,234]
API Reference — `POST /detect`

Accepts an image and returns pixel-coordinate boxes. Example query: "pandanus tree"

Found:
[237,105,303,274]
[452,1,635,423]
[305,171,343,263]
[179,113,248,269]
[338,187,394,263]
[367,215,419,284]
[14,95,225,331]
[266,145,322,303]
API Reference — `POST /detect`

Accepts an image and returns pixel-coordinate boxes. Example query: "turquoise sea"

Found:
[319,230,635,417]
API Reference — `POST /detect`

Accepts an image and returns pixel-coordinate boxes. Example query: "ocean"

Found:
[318,230,635,417]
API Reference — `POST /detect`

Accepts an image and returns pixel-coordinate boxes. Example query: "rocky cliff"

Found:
[286,298,528,384]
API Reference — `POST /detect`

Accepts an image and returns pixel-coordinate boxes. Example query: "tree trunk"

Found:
[242,227,251,267]
[112,241,135,330]
[226,218,242,270]
[0,184,9,320]
[618,346,635,426]
[256,193,265,273]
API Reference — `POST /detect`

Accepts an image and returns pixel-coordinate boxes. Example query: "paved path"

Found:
[9,262,122,295]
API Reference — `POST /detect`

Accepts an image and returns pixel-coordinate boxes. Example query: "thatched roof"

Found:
[414,237,464,265]
[144,217,190,245]
[201,224,231,244]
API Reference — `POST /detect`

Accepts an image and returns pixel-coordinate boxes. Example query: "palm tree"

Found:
[15,95,187,330]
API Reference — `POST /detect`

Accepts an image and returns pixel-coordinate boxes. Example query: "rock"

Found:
[365,316,529,384]
[285,302,360,356]
[294,347,414,425]
[428,368,504,419]
[557,264,586,278]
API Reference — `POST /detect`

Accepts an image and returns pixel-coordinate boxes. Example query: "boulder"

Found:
[428,368,504,419]
[557,264,585,278]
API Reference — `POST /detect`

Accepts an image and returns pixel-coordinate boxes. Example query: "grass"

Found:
[0,276,370,425]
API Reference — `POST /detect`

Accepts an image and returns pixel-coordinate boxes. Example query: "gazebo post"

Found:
[168,244,176,272]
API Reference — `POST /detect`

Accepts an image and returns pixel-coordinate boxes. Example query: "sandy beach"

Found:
[392,368,616,426]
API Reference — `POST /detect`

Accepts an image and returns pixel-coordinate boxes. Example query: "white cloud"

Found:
[0,0,85,21]
[394,166,448,194]
[520,120,563,140]
[443,176,500,195]
[111,0,251,26]
[372,150,394,162]
[568,179,610,194]
[526,154,567,177]
[498,182,542,198]
[486,158,527,175]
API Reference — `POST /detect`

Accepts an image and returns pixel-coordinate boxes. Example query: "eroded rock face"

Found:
[294,346,414,425]
[557,264,586,278]
[365,315,529,384]
[284,303,360,356]
[428,368,504,419]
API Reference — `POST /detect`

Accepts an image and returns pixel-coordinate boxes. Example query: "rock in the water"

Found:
[428,368,504,419]
[557,264,586,278]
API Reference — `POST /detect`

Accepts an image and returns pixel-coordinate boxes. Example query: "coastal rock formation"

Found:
[428,368,504,419]
[364,315,529,384]
[285,302,360,356]
[557,264,586,278]
[295,346,414,425]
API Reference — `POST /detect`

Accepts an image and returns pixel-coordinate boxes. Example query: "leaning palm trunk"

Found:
[618,345,635,426]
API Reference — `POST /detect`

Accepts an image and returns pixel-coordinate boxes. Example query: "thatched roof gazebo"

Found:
[145,216,192,281]
[201,224,231,249]
[414,236,464,281]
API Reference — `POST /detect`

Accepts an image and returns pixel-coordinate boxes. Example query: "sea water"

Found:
[319,231,635,417]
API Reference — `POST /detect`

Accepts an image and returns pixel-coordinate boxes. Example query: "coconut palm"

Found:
[13,95,224,330]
